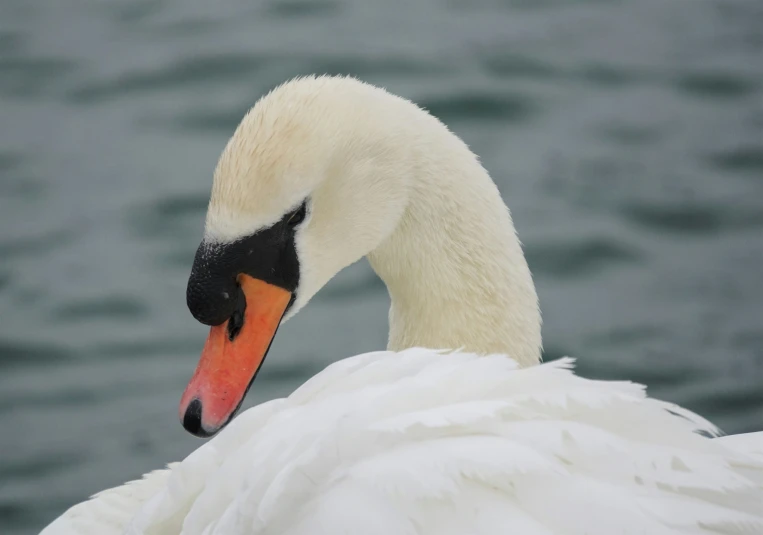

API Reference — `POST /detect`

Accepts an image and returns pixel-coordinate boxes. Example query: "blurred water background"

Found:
[1,0,762,533]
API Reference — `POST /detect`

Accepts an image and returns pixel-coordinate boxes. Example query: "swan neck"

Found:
[367,129,542,367]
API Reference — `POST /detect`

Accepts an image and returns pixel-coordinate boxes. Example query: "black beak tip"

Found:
[182,398,215,438]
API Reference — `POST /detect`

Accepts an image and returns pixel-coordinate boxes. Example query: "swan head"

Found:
[180,76,414,437]
[179,75,542,438]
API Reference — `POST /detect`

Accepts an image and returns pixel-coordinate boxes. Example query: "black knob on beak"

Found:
[186,242,240,326]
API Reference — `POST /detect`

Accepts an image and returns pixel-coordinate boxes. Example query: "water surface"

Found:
[1,0,762,533]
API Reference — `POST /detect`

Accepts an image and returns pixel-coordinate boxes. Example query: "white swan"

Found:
[42,76,762,535]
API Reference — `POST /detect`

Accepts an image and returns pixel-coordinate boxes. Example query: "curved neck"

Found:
[367,121,542,367]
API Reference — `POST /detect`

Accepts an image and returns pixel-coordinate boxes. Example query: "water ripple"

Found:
[161,106,250,134]
[707,145,763,176]
[67,54,268,103]
[128,194,208,238]
[0,341,74,370]
[673,71,760,99]
[483,54,560,79]
[111,0,165,25]
[595,123,663,147]
[526,237,642,279]
[0,451,87,480]
[0,57,79,99]
[0,229,75,260]
[620,202,763,234]
[266,0,341,19]
[49,296,149,324]
[422,92,537,123]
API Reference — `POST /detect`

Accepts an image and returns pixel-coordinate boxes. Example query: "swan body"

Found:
[41,350,763,535]
[42,76,763,534]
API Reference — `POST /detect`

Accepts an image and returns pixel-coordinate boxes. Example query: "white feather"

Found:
[43,349,763,535]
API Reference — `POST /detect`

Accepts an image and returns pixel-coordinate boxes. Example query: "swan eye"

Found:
[286,202,307,228]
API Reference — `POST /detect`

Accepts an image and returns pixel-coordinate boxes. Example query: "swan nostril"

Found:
[227,310,243,341]
[182,399,206,437]
[227,287,247,342]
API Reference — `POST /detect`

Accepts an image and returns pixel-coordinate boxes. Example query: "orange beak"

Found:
[179,274,292,437]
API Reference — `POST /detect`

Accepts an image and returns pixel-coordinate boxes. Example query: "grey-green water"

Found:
[1,1,762,533]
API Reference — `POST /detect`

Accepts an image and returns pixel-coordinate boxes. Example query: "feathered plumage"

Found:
[44,349,763,535]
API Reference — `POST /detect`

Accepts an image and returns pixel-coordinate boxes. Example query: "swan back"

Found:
[45,349,763,535]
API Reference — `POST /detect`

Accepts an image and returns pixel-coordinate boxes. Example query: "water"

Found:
[1,0,762,532]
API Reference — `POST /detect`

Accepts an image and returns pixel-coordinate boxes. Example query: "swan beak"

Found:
[178,274,292,438]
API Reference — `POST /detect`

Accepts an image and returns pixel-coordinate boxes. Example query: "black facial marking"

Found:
[186,200,307,327]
